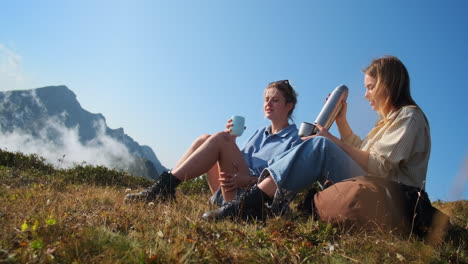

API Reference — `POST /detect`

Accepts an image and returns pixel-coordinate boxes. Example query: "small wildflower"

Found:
[46,216,56,226]
[148,202,155,207]
[21,220,28,232]
[31,239,44,249]
[32,220,39,231]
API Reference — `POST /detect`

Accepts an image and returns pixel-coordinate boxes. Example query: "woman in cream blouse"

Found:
[203,55,431,221]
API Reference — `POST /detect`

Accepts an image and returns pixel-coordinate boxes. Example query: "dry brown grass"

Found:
[0,150,466,263]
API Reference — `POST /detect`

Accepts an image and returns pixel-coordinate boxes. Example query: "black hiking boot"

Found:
[201,185,272,222]
[124,171,181,203]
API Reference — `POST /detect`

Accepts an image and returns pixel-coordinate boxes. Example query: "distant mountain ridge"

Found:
[0,85,166,179]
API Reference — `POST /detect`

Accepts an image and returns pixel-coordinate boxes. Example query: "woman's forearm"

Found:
[336,118,353,140]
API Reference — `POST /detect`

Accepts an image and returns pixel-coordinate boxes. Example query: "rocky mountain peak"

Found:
[0,85,166,179]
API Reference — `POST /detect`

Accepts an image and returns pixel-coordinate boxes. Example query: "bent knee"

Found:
[197,134,211,142]
[315,137,342,155]
[306,136,334,148]
[212,131,234,142]
[193,134,211,147]
[314,136,329,143]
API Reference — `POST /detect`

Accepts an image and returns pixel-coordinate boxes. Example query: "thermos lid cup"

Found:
[298,122,316,137]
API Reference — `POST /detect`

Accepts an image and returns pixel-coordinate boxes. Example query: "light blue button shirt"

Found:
[241,124,301,177]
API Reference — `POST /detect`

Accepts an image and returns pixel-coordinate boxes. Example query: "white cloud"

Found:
[0,117,138,171]
[0,44,33,91]
[0,46,151,175]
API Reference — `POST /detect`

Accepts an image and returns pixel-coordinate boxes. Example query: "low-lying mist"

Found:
[0,117,137,171]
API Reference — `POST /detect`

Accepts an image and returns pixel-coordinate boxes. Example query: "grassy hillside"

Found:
[0,149,466,263]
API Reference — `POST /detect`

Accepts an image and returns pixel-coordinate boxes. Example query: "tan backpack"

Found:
[298,176,451,243]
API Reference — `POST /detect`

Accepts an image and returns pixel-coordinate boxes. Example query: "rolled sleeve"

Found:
[367,152,393,179]
[342,133,363,148]
[366,114,416,178]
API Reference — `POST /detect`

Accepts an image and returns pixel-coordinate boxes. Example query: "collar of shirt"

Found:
[264,124,297,138]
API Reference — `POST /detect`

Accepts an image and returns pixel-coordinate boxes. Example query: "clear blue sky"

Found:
[1,0,466,201]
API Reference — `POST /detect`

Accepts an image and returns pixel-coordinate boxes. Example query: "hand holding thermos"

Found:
[298,84,349,138]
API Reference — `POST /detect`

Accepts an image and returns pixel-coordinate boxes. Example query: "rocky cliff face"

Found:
[0,85,166,179]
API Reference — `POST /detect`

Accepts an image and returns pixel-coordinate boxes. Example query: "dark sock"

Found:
[170,172,181,186]
[259,188,272,203]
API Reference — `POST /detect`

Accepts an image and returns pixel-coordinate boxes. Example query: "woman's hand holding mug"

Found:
[226,116,246,138]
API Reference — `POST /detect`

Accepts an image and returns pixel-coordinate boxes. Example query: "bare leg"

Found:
[258,176,277,198]
[125,134,221,203]
[173,134,211,170]
[171,131,250,201]
[206,165,221,194]
[173,134,222,194]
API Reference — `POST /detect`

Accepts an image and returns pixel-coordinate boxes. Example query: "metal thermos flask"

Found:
[298,84,349,137]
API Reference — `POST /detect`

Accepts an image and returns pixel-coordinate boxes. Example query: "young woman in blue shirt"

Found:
[125,80,301,204]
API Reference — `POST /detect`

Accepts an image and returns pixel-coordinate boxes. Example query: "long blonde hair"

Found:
[364,56,417,118]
